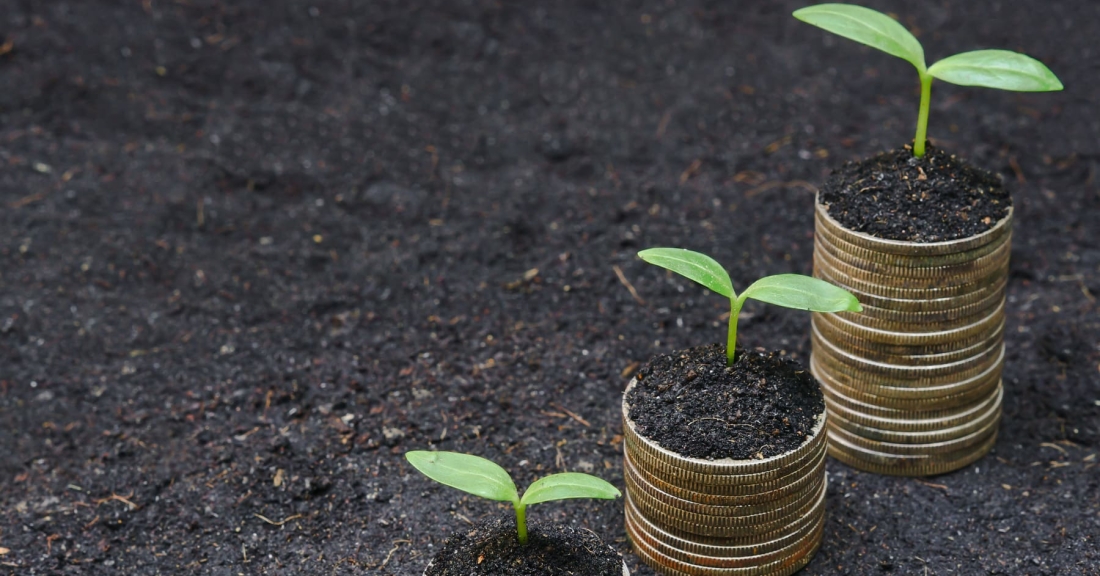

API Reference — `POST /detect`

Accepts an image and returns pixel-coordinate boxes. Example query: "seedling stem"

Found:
[915,72,933,157]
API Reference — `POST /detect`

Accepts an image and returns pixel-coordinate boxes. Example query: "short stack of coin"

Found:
[810,200,1010,476]
[622,379,827,576]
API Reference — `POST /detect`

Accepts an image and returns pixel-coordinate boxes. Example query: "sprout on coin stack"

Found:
[791,3,1062,475]
[621,248,860,576]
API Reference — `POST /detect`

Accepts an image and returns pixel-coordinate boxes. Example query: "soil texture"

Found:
[1,1,1098,575]
[820,145,1011,242]
[424,516,623,576]
[627,345,823,460]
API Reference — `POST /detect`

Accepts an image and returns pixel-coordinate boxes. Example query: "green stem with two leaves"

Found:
[404,451,621,546]
[637,248,862,368]
[914,70,933,157]
[792,3,1063,161]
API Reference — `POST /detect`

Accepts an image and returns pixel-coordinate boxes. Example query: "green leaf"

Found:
[638,248,734,299]
[405,451,519,503]
[520,473,621,506]
[928,50,1063,91]
[740,274,862,313]
[793,3,926,72]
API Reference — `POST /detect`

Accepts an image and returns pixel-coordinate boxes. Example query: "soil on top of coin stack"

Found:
[819,145,1011,242]
[424,516,623,576]
[626,344,824,460]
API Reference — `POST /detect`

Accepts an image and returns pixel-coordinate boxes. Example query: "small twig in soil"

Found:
[45,534,60,554]
[680,159,702,183]
[380,539,411,569]
[613,265,645,305]
[915,479,949,493]
[1040,442,1068,455]
[8,191,47,209]
[94,492,139,510]
[1008,156,1026,183]
[253,513,303,526]
[551,403,590,427]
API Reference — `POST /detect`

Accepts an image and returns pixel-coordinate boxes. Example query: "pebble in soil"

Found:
[424,516,623,576]
[819,144,1011,242]
[626,344,824,460]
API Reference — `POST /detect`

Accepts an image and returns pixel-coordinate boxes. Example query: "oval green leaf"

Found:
[793,3,926,72]
[405,451,519,503]
[638,248,734,299]
[740,274,861,313]
[928,50,1063,91]
[520,472,621,506]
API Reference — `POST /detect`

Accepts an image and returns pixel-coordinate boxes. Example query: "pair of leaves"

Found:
[637,248,861,313]
[793,3,1063,91]
[405,451,621,506]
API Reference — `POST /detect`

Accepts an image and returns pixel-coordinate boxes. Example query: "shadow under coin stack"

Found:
[810,201,1010,476]
[622,382,828,576]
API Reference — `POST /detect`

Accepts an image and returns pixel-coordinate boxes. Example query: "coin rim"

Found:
[814,198,1013,256]
[814,226,1012,279]
[622,378,827,477]
[822,383,1003,431]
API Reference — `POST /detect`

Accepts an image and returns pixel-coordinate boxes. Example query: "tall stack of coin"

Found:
[810,200,1010,476]
[622,379,827,576]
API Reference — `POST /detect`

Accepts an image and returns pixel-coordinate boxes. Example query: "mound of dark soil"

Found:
[626,344,824,460]
[820,145,1011,242]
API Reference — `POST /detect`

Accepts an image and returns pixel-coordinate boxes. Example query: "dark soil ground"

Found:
[1,1,1097,575]
[627,344,824,460]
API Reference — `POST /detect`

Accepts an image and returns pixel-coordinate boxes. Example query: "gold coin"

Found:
[827,427,998,476]
[825,295,1004,332]
[624,445,826,503]
[810,356,1002,405]
[813,212,1012,267]
[629,413,827,485]
[626,502,824,570]
[624,461,822,518]
[811,313,1005,357]
[846,285,1006,326]
[813,249,1009,296]
[624,491,825,557]
[624,425,826,492]
[827,411,1000,456]
[622,381,827,479]
[812,257,1007,306]
[814,200,1013,257]
[823,383,1002,432]
[624,488,824,549]
[811,306,1003,347]
[624,456,821,517]
[627,489,824,575]
[815,266,1008,313]
[814,226,1012,280]
[626,477,824,534]
[812,319,1005,366]
[811,335,1004,384]
[825,390,1000,444]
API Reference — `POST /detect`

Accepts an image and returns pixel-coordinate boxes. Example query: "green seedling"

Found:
[405,451,620,545]
[638,248,861,366]
[793,3,1063,157]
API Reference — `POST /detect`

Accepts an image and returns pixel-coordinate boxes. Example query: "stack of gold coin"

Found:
[810,200,1010,476]
[622,379,827,576]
